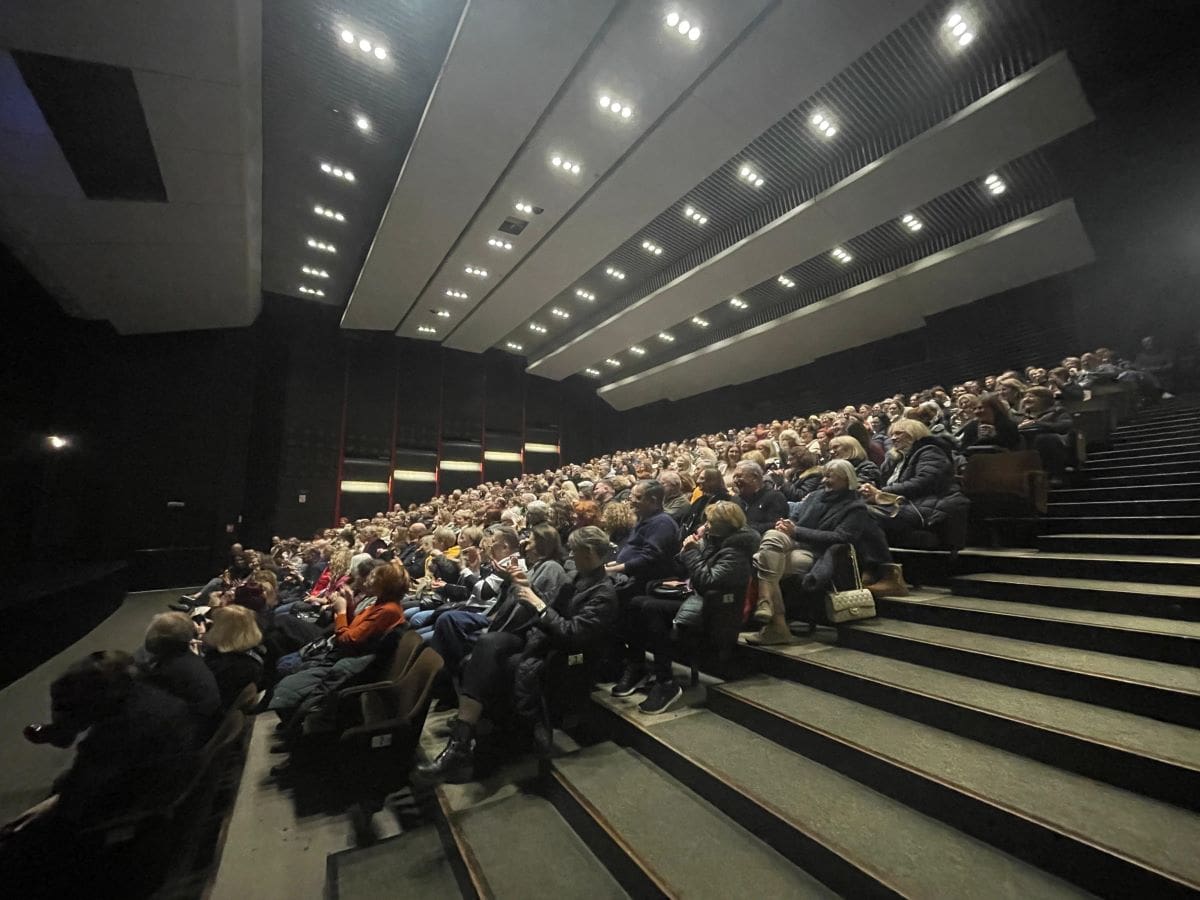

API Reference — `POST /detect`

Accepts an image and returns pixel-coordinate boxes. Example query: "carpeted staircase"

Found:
[330,401,1200,898]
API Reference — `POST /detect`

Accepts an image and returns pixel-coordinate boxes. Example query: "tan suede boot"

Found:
[745,622,797,645]
[866,563,910,598]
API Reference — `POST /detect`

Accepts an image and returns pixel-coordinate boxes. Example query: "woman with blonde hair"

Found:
[203,605,264,708]
[829,434,881,487]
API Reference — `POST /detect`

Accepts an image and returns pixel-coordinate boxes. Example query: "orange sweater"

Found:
[333,602,405,653]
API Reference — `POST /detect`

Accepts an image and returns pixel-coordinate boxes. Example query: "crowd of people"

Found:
[2,336,1182,878]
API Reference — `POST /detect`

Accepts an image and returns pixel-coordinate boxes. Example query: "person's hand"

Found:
[860,483,881,504]
[462,546,481,568]
[2,794,58,837]
[331,595,348,615]
[500,558,529,587]
[430,579,446,590]
[429,548,443,558]
[517,585,545,612]
[681,533,699,551]
[775,519,795,536]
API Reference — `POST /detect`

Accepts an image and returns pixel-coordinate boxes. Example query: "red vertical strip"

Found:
[387,344,400,511]
[333,358,349,526]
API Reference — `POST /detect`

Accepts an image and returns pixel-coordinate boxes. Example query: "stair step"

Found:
[1110,435,1200,450]
[953,547,1200,586]
[1117,411,1200,427]
[1082,458,1200,476]
[1112,424,1200,439]
[838,617,1200,727]
[735,640,1200,810]
[709,677,1200,897]
[1089,470,1200,486]
[450,792,627,899]
[878,589,1200,664]
[1051,483,1200,501]
[591,695,1088,899]
[549,743,832,898]
[1011,514,1200,535]
[951,571,1200,619]
[327,826,459,900]
[1048,498,1200,516]
[1084,449,1200,464]
[1037,532,1200,556]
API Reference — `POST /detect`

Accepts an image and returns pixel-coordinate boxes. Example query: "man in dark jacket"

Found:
[416,527,618,784]
[733,461,789,534]
[620,501,760,713]
[1018,387,1074,482]
[680,467,731,536]
[749,460,870,645]
[605,480,681,593]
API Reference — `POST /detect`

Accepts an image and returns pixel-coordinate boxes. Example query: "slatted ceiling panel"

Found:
[599,149,1067,383]
[510,0,1059,361]
[261,0,465,304]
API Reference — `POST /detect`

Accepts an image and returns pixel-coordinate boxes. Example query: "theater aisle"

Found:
[0,587,185,823]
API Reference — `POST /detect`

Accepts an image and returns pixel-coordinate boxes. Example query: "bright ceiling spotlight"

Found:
[550,307,570,319]
[777,274,796,288]
[358,38,372,52]
[550,154,582,175]
[665,11,700,41]
[683,205,708,225]
[738,165,764,188]
[320,162,355,181]
[313,205,345,222]
[320,162,332,173]
[506,341,523,351]
[529,322,547,334]
[445,288,468,299]
[831,247,853,263]
[464,265,489,277]
[691,316,709,328]
[641,240,664,256]
[605,358,621,367]
[665,12,679,27]
[307,238,336,254]
[604,266,626,280]
[630,345,646,356]
[301,266,329,278]
[585,367,601,377]
[984,173,1007,195]
[340,29,354,43]
[943,10,976,48]
[298,285,325,297]
[487,238,513,250]
[355,115,371,132]
[417,325,437,334]
[811,112,838,138]
[374,46,387,60]
[47,434,68,449]
[514,201,534,215]
[901,213,924,232]
[658,331,676,342]
[598,93,634,120]
[434,309,451,318]
[729,296,748,310]
[575,288,596,301]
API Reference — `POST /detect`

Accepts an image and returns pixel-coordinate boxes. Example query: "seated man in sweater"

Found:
[604,480,682,595]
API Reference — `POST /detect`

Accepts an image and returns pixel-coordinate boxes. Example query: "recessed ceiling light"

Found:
[665,12,680,27]
[374,46,387,60]
[307,238,336,254]
[598,93,634,120]
[417,325,437,334]
[683,205,708,225]
[810,112,839,138]
[506,341,524,351]
[831,247,853,263]
[944,11,976,48]
[575,288,596,301]
[340,28,354,43]
[434,309,451,318]
[320,162,355,182]
[358,38,371,52]
[641,240,664,256]
[630,345,645,356]
[464,266,489,278]
[777,274,796,289]
[658,331,675,342]
[550,307,570,319]
[729,297,748,310]
[550,154,582,175]
[514,201,534,215]
[355,115,371,132]
[529,322,547,334]
[301,265,329,278]
[984,173,1007,194]
[445,289,468,299]
[298,285,325,297]
[585,367,601,377]
[605,358,621,368]
[691,316,709,328]
[738,165,765,188]
[487,238,514,251]
[665,12,700,41]
[604,266,626,281]
[313,205,346,222]
[901,213,924,232]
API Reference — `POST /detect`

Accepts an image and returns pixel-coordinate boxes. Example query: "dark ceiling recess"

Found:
[13,50,167,202]
[498,217,529,235]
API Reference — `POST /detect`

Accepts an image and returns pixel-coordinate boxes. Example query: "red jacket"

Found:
[333,602,405,653]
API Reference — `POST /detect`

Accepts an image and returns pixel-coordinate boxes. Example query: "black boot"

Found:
[414,721,475,785]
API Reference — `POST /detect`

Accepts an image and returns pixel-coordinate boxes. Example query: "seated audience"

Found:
[657,470,691,522]
[135,612,221,734]
[957,392,1021,454]
[828,435,881,487]
[733,460,789,533]
[203,605,265,709]
[680,466,731,535]
[604,480,681,593]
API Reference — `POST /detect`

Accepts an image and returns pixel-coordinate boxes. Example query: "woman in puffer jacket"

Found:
[621,501,760,716]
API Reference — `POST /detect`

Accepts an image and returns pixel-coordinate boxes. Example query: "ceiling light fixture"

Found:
[901,213,924,232]
[529,322,547,334]
[944,11,976,47]
[354,115,371,132]
[683,205,708,225]
[445,289,468,299]
[585,368,601,377]
[464,265,489,277]
[641,240,664,256]
[550,155,582,175]
[777,274,796,288]
[434,309,451,318]
[506,341,524,352]
[738,165,765,188]
[417,325,437,334]
[320,162,355,182]
[630,345,645,356]
[298,285,325,297]
[604,266,626,281]
[810,112,839,138]
[831,247,853,263]
[550,307,570,319]
[598,93,634,120]
[658,331,676,342]
[514,201,534,215]
[984,173,1007,195]
[314,205,345,222]
[691,316,709,328]
[487,238,514,251]
[575,288,596,301]
[301,265,329,278]
[340,29,354,44]
[338,28,389,60]
[605,358,621,368]
[307,238,336,254]
[664,11,701,41]
[729,296,749,310]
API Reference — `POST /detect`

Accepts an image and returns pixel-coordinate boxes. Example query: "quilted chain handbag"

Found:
[823,546,876,624]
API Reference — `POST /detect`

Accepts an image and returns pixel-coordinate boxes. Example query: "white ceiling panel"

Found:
[444,0,928,352]
[599,200,1095,410]
[340,0,618,331]
[532,52,1093,379]
[397,0,777,343]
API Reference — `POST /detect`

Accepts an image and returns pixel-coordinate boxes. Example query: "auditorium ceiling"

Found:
[0,1,1148,404]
